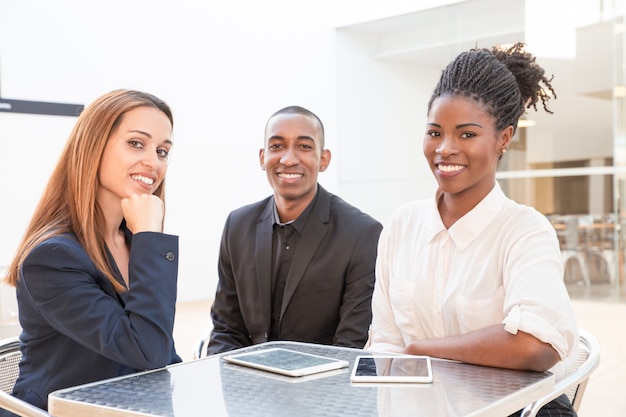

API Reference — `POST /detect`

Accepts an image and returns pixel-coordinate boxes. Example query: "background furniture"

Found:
[191,324,212,360]
[549,214,617,286]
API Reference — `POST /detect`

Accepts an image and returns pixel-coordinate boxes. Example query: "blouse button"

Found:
[165,251,175,261]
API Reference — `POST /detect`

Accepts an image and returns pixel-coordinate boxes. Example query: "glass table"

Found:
[48,341,554,417]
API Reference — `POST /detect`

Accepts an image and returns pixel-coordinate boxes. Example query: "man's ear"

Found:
[259,148,265,170]
[319,149,332,172]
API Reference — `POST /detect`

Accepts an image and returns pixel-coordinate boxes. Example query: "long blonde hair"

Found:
[3,89,174,293]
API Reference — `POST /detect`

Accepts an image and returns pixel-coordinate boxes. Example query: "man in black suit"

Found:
[207,106,382,354]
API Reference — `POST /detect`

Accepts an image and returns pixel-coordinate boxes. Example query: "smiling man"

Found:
[207,106,382,354]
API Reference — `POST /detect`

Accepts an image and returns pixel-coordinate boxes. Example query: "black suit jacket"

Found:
[208,185,382,354]
[6,231,181,413]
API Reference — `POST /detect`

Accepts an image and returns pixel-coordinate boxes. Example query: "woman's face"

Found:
[97,106,173,211]
[423,94,511,202]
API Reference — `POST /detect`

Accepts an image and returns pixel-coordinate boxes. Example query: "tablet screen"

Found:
[350,355,433,383]
[223,348,349,377]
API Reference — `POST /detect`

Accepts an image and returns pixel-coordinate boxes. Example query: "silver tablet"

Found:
[350,354,433,383]
[222,347,349,377]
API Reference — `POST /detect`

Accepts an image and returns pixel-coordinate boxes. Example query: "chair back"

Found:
[520,327,601,417]
[0,337,21,394]
[192,324,213,360]
[0,337,52,417]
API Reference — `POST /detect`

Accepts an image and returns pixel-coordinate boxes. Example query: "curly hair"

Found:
[427,42,556,132]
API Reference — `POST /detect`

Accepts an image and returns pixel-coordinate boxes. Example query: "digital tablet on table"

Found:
[222,347,349,377]
[350,354,433,383]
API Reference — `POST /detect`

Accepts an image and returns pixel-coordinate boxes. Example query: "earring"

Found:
[501,148,507,155]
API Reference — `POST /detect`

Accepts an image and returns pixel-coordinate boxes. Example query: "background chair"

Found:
[521,327,601,417]
[0,337,51,417]
[192,324,213,360]
[0,338,20,395]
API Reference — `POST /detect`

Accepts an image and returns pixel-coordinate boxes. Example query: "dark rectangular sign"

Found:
[0,98,83,117]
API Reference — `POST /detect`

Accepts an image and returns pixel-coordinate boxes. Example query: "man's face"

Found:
[259,113,330,204]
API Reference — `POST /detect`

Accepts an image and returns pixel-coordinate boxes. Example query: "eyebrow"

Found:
[267,135,316,143]
[128,129,173,145]
[427,122,483,129]
[268,135,315,140]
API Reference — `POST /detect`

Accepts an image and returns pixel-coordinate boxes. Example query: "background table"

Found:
[48,341,554,417]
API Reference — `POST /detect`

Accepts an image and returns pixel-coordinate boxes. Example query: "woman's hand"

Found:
[121,194,164,233]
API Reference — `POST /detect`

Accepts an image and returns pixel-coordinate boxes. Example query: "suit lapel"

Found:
[280,186,331,317]
[256,199,275,334]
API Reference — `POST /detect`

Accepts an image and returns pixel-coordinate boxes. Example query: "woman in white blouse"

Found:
[368,43,579,417]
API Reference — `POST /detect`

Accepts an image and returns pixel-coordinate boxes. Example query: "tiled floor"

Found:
[1,295,623,415]
[562,299,626,415]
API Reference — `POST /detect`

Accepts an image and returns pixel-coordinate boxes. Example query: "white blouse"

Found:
[368,183,578,379]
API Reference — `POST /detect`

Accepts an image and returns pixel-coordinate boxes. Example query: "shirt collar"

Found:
[272,203,293,226]
[272,191,318,234]
[427,182,507,250]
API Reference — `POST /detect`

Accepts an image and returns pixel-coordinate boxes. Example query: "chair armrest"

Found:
[520,328,601,417]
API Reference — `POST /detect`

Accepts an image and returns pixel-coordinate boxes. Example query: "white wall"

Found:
[2,0,617,305]
[335,29,439,225]
[0,0,347,302]
[1,0,461,303]
[1,0,450,303]
[0,113,76,265]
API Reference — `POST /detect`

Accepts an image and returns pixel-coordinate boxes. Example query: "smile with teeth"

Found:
[278,173,303,179]
[438,164,464,173]
[131,174,155,185]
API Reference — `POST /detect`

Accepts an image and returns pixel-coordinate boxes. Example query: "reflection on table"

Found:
[48,341,554,417]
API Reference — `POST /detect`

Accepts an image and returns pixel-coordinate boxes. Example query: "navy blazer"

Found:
[6,230,181,413]
[208,185,382,354]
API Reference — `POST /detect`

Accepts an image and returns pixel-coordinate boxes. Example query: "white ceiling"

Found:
[340,0,525,68]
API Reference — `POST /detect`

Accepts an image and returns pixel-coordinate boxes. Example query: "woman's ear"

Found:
[500,125,514,153]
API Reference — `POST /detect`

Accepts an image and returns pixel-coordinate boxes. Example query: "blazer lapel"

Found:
[255,199,275,334]
[280,186,331,317]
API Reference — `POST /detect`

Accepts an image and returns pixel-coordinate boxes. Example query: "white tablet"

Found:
[222,347,349,377]
[223,361,349,383]
[350,355,433,383]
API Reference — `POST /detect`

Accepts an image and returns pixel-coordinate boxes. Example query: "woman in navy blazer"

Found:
[1,89,181,414]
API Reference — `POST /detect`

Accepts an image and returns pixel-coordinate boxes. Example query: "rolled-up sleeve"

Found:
[501,216,579,374]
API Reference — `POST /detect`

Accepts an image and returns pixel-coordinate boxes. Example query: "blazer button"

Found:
[165,251,175,261]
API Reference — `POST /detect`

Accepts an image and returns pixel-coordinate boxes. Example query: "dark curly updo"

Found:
[427,42,556,133]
